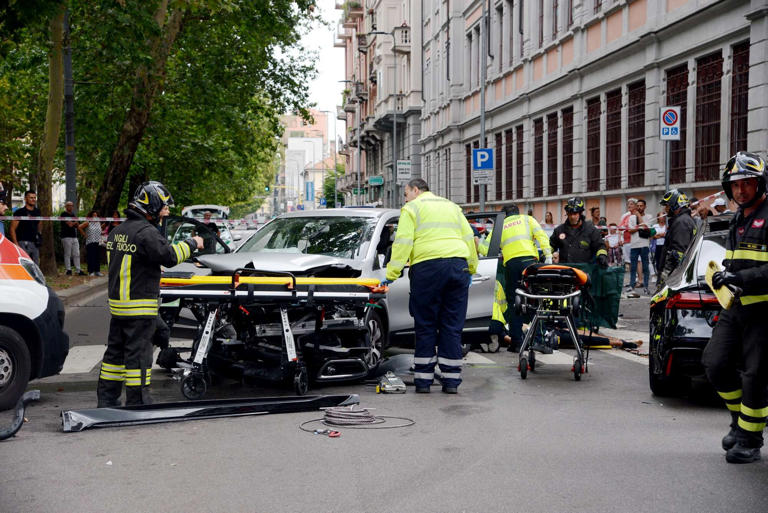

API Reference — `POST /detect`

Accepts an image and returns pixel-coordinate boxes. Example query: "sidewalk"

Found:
[52,276,108,308]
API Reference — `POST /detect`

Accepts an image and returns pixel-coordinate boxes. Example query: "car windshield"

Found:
[168,221,230,255]
[237,216,377,259]
[696,233,727,279]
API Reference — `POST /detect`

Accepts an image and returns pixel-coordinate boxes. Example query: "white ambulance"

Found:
[0,233,69,410]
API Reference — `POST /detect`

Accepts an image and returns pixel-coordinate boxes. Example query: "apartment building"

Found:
[419,0,768,223]
[335,0,423,207]
[277,110,330,212]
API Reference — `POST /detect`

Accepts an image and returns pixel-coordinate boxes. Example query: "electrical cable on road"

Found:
[299,405,415,433]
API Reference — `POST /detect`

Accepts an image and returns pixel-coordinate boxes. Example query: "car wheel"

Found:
[0,326,32,411]
[648,353,682,397]
[365,311,386,372]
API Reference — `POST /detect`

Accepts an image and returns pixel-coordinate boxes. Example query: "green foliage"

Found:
[323,162,345,208]
[2,0,318,210]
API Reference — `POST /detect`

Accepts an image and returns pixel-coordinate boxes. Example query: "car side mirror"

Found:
[234,233,242,241]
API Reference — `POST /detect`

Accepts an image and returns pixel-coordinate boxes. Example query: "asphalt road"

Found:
[2,293,767,512]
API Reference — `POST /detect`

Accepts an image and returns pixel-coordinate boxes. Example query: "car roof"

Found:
[278,208,399,219]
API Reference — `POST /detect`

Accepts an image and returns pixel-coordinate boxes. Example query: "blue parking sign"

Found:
[472,149,494,170]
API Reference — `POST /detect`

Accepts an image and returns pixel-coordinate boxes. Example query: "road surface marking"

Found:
[464,352,495,364]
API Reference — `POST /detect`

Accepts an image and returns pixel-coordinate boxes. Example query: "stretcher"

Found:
[159,269,387,399]
[514,264,590,381]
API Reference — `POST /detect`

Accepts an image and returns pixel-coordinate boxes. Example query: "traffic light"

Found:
[265,185,270,192]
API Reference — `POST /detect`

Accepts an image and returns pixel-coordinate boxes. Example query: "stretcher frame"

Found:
[159,268,387,399]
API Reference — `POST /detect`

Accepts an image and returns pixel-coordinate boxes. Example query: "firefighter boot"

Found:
[96,378,123,408]
[722,412,739,451]
[725,430,762,464]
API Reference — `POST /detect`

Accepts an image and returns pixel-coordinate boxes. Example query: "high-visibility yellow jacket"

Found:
[479,215,551,264]
[386,191,478,281]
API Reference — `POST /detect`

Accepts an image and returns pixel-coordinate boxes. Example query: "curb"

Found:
[55,277,108,308]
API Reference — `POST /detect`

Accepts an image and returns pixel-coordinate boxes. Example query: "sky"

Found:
[301,0,346,143]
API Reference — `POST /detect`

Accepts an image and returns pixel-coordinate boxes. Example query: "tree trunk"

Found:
[91,0,184,215]
[36,5,66,275]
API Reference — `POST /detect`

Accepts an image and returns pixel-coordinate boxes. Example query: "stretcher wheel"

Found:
[293,366,308,395]
[573,357,582,381]
[181,373,207,400]
[519,357,528,380]
[529,350,536,372]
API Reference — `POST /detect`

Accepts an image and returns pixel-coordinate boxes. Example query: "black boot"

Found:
[725,429,762,464]
[96,378,123,408]
[722,412,740,451]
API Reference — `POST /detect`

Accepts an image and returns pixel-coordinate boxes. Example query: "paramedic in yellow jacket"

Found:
[481,204,552,352]
[383,178,478,394]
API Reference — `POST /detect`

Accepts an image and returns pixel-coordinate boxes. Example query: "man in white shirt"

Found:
[618,198,638,268]
[627,199,653,296]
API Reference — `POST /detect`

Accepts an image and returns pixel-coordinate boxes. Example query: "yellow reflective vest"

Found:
[386,191,478,281]
[486,215,552,264]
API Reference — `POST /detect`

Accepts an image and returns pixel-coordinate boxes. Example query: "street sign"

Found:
[305,181,314,201]
[660,106,681,141]
[296,204,305,210]
[368,175,384,186]
[353,188,367,195]
[472,148,494,185]
[396,160,411,183]
[319,197,327,206]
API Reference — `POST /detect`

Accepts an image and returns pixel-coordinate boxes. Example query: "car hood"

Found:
[195,252,363,276]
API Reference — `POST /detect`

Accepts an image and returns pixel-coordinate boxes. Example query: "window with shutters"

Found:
[627,81,646,188]
[562,107,573,195]
[605,90,622,190]
[666,64,688,184]
[505,129,514,199]
[534,119,544,197]
[495,132,503,200]
[586,98,601,192]
[730,41,749,155]
[695,51,723,181]
[516,125,524,198]
[547,113,558,196]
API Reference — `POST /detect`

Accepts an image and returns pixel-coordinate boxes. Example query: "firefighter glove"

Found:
[597,253,608,268]
[544,256,553,265]
[712,271,743,290]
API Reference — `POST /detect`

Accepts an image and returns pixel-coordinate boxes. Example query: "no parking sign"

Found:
[660,106,681,141]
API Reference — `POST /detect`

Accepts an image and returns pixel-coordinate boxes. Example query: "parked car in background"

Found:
[648,214,732,396]
[161,208,506,353]
[166,216,240,254]
[0,235,68,410]
[181,204,230,220]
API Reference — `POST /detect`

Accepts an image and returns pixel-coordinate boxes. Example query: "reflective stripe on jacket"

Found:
[725,198,768,306]
[107,209,195,318]
[500,215,551,264]
[385,191,478,281]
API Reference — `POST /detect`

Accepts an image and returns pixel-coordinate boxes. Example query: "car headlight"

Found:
[20,257,46,286]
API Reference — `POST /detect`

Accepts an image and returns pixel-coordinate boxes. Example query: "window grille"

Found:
[547,113,558,196]
[730,41,749,156]
[605,90,622,190]
[666,64,688,184]
[562,107,573,194]
[695,51,723,181]
[496,132,503,200]
[627,81,646,188]
[505,129,514,200]
[586,98,601,192]
[516,125,524,198]
[534,119,544,197]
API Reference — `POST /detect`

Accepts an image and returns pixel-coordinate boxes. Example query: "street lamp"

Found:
[368,30,398,208]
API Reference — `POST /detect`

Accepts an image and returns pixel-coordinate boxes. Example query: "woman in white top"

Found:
[651,211,667,283]
[79,210,104,276]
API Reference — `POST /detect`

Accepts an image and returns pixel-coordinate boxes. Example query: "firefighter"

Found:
[550,197,608,266]
[382,178,478,394]
[702,151,768,464]
[657,189,696,286]
[97,181,202,407]
[491,204,552,352]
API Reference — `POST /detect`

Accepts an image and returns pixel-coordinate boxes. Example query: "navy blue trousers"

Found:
[503,256,538,344]
[409,258,470,388]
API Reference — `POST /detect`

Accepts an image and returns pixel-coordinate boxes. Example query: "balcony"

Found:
[337,105,347,121]
[393,26,411,54]
[356,34,368,53]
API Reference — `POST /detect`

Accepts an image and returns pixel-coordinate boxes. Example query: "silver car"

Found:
[164,208,505,351]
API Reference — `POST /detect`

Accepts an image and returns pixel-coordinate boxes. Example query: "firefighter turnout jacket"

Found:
[106,209,196,318]
[723,199,768,305]
[386,192,478,281]
[660,207,696,277]
[549,221,607,263]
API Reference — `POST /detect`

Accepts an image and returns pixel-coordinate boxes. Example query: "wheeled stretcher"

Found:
[513,264,590,381]
[159,269,387,399]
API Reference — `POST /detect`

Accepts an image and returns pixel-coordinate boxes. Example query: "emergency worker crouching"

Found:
[657,189,696,286]
[382,178,478,394]
[97,181,203,407]
[702,152,768,464]
[549,198,608,266]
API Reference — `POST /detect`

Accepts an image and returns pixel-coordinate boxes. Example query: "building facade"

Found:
[415,0,767,223]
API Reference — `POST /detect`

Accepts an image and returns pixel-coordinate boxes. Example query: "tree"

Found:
[323,162,344,208]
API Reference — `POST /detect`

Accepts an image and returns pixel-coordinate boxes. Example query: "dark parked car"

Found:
[648,214,732,396]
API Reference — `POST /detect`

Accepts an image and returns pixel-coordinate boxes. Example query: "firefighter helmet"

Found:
[129,181,174,220]
[721,151,767,204]
[564,197,586,214]
[659,189,689,213]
